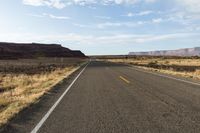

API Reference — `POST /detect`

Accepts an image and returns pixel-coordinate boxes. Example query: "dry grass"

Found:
[138,66,200,79]
[0,58,87,126]
[106,58,200,66]
[105,57,200,80]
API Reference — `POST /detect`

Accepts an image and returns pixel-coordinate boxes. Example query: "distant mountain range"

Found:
[129,47,200,56]
[0,42,86,59]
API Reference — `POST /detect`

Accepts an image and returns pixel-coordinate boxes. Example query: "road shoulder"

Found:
[0,64,87,133]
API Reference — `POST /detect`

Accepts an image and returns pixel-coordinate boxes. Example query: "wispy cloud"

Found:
[72,21,140,29]
[23,0,67,9]
[176,0,200,13]
[152,18,163,23]
[72,23,91,28]
[28,13,70,20]
[95,16,111,19]
[96,21,142,28]
[145,0,157,3]
[27,13,44,18]
[23,0,158,9]
[125,10,154,17]
[96,18,166,28]
[73,18,165,29]
[43,13,70,19]
[1,32,196,45]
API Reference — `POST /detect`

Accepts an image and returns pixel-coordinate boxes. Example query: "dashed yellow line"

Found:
[119,76,130,84]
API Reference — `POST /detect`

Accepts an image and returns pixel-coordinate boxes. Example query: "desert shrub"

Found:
[164,61,170,64]
[148,61,158,67]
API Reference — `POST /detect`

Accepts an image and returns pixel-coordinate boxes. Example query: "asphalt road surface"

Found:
[2,61,200,133]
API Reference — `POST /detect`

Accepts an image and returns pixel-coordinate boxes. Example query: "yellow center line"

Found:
[119,76,130,84]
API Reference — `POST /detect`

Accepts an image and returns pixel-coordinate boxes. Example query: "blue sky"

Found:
[0,0,200,55]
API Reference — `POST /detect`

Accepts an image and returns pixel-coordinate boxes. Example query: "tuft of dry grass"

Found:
[0,58,87,126]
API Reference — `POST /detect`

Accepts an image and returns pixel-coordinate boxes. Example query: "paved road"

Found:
[2,61,200,133]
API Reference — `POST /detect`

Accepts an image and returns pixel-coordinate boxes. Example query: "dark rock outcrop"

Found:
[0,42,86,59]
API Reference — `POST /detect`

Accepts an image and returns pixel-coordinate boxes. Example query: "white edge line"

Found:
[128,65,200,86]
[31,62,89,133]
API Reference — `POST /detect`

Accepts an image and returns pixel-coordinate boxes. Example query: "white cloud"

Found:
[27,13,44,18]
[95,16,111,19]
[73,23,91,28]
[28,13,70,20]
[164,9,200,28]
[96,21,143,28]
[72,21,141,29]
[23,0,67,9]
[1,32,195,46]
[145,0,156,3]
[176,0,200,13]
[51,0,67,9]
[96,18,165,28]
[43,13,70,19]
[127,12,134,17]
[138,10,154,16]
[23,0,158,8]
[170,0,200,28]
[152,18,163,23]
[126,10,153,17]
[23,0,45,6]
[73,19,165,29]
[109,0,139,5]
[72,0,97,6]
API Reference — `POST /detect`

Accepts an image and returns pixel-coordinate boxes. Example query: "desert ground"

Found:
[99,56,200,80]
[0,57,87,126]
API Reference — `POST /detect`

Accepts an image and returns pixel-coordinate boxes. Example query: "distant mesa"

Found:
[129,47,200,56]
[0,42,86,59]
